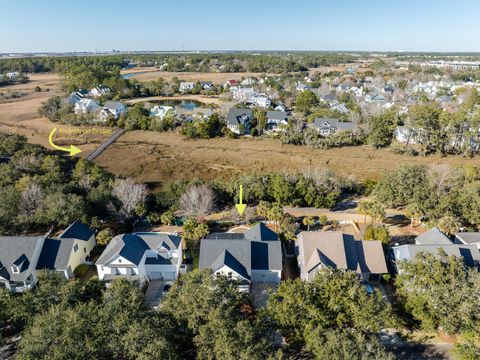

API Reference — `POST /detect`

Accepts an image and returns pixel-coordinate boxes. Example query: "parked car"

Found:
[363,282,374,295]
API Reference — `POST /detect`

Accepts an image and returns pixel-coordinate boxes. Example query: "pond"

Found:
[149,99,206,110]
[121,71,148,79]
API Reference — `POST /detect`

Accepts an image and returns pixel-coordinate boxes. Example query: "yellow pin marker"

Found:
[235,184,247,215]
[48,128,82,156]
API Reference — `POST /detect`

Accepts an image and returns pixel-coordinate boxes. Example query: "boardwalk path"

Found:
[85,129,125,161]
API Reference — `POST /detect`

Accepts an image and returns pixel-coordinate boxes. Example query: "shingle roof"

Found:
[311,118,356,131]
[60,220,95,241]
[392,244,480,268]
[96,233,181,266]
[199,223,282,277]
[0,236,44,282]
[415,227,453,245]
[266,111,288,121]
[226,108,252,126]
[298,231,388,275]
[36,237,75,271]
[199,239,252,279]
[455,232,480,245]
[244,223,278,241]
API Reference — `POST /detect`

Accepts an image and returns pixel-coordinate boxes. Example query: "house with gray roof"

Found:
[36,220,96,279]
[226,108,252,135]
[415,227,453,245]
[199,223,282,290]
[297,231,388,282]
[266,111,288,132]
[390,244,480,270]
[0,236,45,292]
[96,232,183,283]
[390,227,480,270]
[99,101,126,120]
[455,232,480,249]
[0,220,96,292]
[309,118,356,137]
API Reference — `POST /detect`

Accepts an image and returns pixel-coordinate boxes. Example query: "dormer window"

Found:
[11,265,19,274]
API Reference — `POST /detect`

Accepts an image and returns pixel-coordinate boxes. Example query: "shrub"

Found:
[73,264,90,278]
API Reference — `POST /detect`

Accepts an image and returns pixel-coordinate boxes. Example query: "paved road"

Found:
[85,128,125,161]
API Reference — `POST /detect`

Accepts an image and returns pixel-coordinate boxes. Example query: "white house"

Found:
[247,93,271,108]
[310,118,356,137]
[179,82,195,93]
[150,105,176,119]
[226,108,252,134]
[96,232,183,283]
[266,111,288,132]
[231,87,255,102]
[74,98,101,114]
[90,85,111,98]
[199,223,282,291]
[99,101,126,120]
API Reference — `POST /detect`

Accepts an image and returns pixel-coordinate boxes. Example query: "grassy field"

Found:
[93,130,478,190]
[0,73,112,153]
[121,67,273,84]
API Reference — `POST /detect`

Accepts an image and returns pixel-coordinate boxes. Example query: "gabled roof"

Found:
[103,101,125,111]
[244,222,278,241]
[36,237,75,271]
[60,219,94,241]
[266,111,288,121]
[210,249,251,280]
[392,244,480,268]
[226,108,252,126]
[96,233,181,266]
[298,231,388,275]
[200,223,282,276]
[311,118,356,131]
[415,227,453,245]
[455,232,480,245]
[0,236,44,282]
[199,239,252,279]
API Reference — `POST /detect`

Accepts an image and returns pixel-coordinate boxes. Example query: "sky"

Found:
[1,0,480,53]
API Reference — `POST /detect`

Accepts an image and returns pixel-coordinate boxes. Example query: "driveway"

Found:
[145,280,165,308]
[250,283,277,308]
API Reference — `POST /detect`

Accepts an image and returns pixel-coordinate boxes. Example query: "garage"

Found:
[150,271,176,280]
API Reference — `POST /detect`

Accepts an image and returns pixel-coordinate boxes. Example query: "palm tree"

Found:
[302,216,315,231]
[405,203,422,228]
[268,203,284,232]
[256,200,270,221]
[358,201,372,226]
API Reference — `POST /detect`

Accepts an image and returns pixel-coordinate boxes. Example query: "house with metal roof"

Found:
[96,232,183,283]
[297,231,388,282]
[199,223,282,290]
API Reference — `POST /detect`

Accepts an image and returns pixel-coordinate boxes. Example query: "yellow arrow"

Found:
[235,184,246,215]
[48,128,82,156]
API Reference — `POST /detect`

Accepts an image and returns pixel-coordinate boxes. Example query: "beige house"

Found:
[36,220,96,279]
[297,231,388,282]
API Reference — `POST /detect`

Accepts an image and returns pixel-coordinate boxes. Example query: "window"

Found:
[84,247,86,253]
[227,272,233,279]
[73,244,79,252]
[11,265,19,274]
